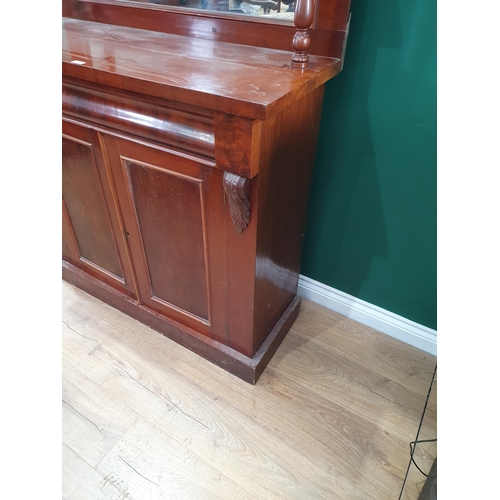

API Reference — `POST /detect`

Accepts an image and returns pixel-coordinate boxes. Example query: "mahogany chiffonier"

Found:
[62,0,351,383]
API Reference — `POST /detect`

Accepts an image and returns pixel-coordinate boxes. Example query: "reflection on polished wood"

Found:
[63,0,350,58]
[62,0,352,381]
[62,19,342,120]
[62,79,216,158]
[291,0,315,68]
[62,281,437,500]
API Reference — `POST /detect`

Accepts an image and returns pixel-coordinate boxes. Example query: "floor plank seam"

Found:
[62,281,436,500]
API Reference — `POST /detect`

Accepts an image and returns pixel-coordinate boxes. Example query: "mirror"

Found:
[115,0,295,22]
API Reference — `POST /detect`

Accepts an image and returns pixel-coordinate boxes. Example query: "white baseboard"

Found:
[297,275,437,356]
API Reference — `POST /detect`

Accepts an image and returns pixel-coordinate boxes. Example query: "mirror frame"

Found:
[62,0,350,59]
[80,0,299,27]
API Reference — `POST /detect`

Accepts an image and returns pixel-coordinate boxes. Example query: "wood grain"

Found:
[62,133,123,278]
[63,294,359,498]
[62,280,436,499]
[292,301,436,394]
[96,417,256,500]
[62,348,138,466]
[62,444,124,500]
[252,85,324,351]
[63,79,216,159]
[62,0,350,59]
[62,18,343,120]
[62,119,139,299]
[62,10,345,379]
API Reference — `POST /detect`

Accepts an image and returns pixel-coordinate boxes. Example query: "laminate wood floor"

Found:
[62,280,437,500]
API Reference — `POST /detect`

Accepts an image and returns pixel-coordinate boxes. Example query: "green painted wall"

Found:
[301,0,437,329]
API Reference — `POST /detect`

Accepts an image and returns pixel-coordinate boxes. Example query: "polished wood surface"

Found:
[62,79,331,379]
[62,135,122,278]
[103,135,217,331]
[126,159,209,319]
[63,79,215,158]
[291,0,316,68]
[214,114,260,177]
[62,0,351,381]
[62,280,437,499]
[62,120,138,298]
[252,85,324,347]
[63,260,302,383]
[63,0,350,59]
[62,19,342,119]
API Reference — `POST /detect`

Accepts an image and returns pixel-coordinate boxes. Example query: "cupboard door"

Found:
[104,135,227,339]
[62,120,137,297]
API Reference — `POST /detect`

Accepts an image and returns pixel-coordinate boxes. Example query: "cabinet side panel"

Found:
[253,86,325,349]
[126,160,210,322]
[62,135,123,278]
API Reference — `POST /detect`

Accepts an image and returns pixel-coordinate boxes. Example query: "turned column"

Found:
[291,0,316,69]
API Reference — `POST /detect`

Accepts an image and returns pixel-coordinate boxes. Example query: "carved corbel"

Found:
[223,172,250,233]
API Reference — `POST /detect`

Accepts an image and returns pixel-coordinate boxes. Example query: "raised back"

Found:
[62,0,352,383]
[62,0,350,61]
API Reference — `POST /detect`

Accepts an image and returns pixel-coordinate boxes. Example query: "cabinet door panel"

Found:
[127,160,209,321]
[62,135,123,278]
[105,136,227,337]
[62,120,137,297]
[62,199,79,263]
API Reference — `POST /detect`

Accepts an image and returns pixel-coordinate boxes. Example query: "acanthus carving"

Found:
[223,172,250,233]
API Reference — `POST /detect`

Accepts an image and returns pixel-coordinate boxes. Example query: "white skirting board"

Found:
[297,275,437,356]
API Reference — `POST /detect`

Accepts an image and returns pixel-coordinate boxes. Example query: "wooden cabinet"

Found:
[62,0,351,383]
[62,120,137,298]
[105,135,221,332]
[63,119,224,333]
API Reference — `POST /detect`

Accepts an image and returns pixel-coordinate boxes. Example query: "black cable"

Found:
[409,439,437,477]
[398,363,437,500]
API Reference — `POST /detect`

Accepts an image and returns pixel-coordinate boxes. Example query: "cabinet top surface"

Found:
[62,18,341,119]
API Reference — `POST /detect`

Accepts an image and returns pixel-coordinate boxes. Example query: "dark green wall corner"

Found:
[301,0,437,329]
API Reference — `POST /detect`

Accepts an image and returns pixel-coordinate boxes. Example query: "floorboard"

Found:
[62,281,437,500]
